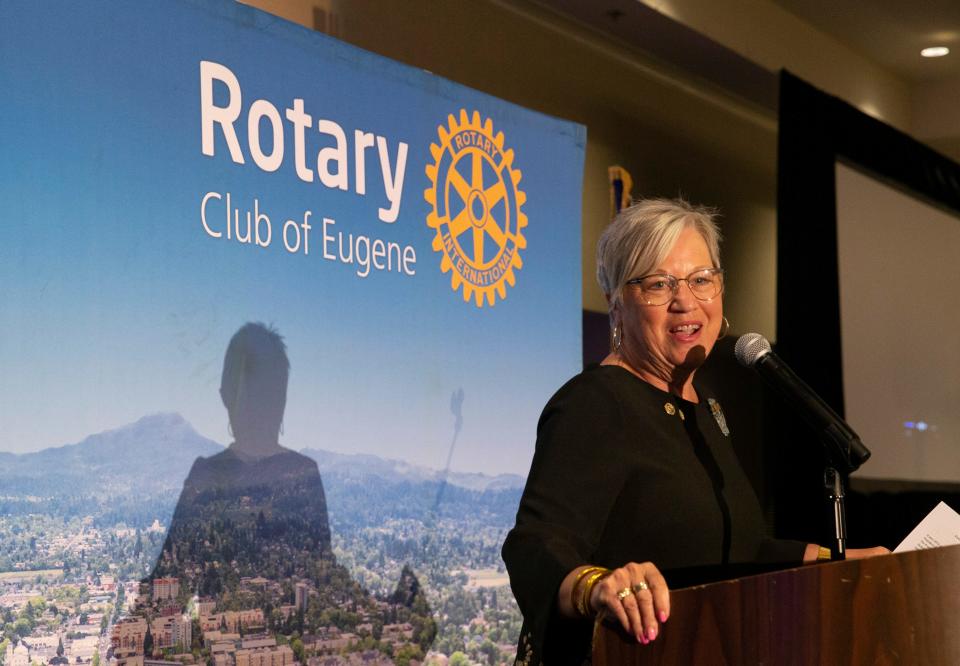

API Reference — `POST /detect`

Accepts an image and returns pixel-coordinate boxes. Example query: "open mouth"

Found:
[669,323,702,340]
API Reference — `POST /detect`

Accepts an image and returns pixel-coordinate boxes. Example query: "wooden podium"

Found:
[593,545,960,665]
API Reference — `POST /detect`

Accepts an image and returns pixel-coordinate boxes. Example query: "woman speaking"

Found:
[502,198,885,664]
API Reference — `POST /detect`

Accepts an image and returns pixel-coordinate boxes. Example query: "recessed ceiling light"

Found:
[921,46,950,58]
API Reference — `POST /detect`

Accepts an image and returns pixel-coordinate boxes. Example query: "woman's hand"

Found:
[846,546,890,559]
[804,543,891,562]
[590,562,670,644]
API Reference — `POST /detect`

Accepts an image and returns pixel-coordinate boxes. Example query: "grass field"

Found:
[461,568,510,589]
[0,569,65,582]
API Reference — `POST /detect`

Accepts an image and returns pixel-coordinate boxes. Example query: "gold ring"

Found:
[616,586,634,601]
[632,581,649,593]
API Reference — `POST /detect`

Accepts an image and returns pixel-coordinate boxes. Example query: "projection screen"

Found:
[836,161,960,483]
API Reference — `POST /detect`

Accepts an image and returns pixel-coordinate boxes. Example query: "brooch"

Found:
[708,398,730,436]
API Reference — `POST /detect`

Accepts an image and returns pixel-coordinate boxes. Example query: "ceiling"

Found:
[769,0,960,82]
[538,0,960,161]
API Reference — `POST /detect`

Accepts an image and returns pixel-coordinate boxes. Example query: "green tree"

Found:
[13,618,32,638]
[191,620,202,651]
[290,638,304,664]
[57,637,64,657]
[393,644,423,666]
[143,626,154,657]
[91,652,100,666]
[479,639,498,665]
[448,652,470,666]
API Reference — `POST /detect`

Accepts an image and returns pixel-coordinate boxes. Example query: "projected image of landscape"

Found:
[0,3,585,664]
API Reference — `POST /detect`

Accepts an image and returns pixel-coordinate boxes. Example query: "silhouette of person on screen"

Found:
[144,323,434,656]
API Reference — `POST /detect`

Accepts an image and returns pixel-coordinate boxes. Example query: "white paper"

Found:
[894,501,960,553]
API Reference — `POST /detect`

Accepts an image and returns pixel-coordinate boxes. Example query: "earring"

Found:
[612,324,623,352]
[718,316,730,340]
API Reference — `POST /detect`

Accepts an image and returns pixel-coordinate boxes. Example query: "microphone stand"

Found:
[823,467,846,561]
[736,335,871,562]
[818,426,866,562]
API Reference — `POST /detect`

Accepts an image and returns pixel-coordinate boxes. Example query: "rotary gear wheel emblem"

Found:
[425,109,527,307]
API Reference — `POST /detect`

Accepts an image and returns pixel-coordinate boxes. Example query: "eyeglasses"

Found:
[625,268,724,306]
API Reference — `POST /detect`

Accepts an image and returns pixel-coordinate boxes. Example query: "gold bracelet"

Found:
[577,570,605,617]
[817,546,832,561]
[582,570,611,616]
[570,566,605,616]
[578,571,605,617]
[579,569,611,617]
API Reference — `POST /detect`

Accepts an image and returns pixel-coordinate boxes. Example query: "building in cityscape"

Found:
[150,614,192,651]
[198,609,265,634]
[234,643,294,666]
[151,577,179,602]
[10,642,30,666]
[294,582,308,612]
[112,617,148,664]
[196,598,216,616]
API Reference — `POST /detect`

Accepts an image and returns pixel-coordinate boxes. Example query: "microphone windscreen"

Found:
[734,332,772,367]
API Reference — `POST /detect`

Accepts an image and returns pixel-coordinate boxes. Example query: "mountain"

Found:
[300,447,525,491]
[0,415,524,528]
[0,413,223,497]
[1,416,524,496]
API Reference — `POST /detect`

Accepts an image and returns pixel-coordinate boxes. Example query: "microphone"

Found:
[734,333,871,473]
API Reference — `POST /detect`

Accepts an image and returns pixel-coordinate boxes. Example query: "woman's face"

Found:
[616,226,723,380]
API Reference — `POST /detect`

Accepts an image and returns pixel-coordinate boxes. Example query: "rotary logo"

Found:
[425,110,527,307]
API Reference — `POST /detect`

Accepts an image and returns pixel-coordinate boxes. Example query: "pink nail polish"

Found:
[659,611,668,623]
[648,627,657,640]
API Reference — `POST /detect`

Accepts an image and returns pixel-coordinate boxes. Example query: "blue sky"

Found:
[0,0,583,476]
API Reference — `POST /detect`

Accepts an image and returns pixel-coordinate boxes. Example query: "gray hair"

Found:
[596,197,722,312]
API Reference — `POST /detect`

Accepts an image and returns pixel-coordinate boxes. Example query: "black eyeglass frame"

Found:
[624,267,725,305]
